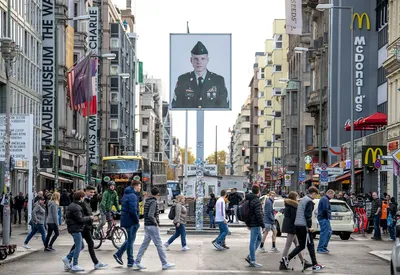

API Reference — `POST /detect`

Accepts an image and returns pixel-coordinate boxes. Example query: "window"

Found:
[266,161,272,167]
[291,91,298,114]
[306,125,313,147]
[265,100,272,107]
[273,88,282,96]
[378,66,387,86]
[265,80,272,86]
[258,110,264,116]
[274,65,282,72]
[273,34,283,49]
[110,65,119,75]
[274,134,281,140]
[258,91,264,98]
[265,140,272,147]
[312,70,316,91]
[266,120,272,127]
[258,165,264,171]
[306,61,311,72]
[291,128,298,154]
[110,119,118,130]
[274,158,281,165]
[110,93,119,103]
[274,111,282,118]
[305,86,311,98]
[258,147,264,153]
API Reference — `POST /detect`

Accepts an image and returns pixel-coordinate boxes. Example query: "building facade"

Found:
[162,101,172,162]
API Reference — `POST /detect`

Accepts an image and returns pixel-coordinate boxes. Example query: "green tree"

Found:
[180,148,195,164]
[206,150,227,176]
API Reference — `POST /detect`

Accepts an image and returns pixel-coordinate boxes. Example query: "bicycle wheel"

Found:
[112,226,127,249]
[92,226,103,249]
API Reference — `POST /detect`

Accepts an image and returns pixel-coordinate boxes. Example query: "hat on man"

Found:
[191,41,208,55]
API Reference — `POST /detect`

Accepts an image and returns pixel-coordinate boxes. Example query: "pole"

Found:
[196,110,205,231]
[106,75,109,156]
[318,49,323,191]
[54,23,59,190]
[271,115,276,190]
[296,54,301,192]
[378,166,381,198]
[215,125,218,174]
[350,7,355,194]
[86,55,92,186]
[184,22,189,196]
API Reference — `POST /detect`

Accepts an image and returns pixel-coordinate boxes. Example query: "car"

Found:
[274,198,354,240]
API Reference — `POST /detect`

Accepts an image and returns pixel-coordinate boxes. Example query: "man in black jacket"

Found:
[244,186,265,268]
[228,188,241,223]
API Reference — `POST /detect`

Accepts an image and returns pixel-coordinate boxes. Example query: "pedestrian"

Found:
[388,197,397,241]
[244,185,265,268]
[279,192,312,270]
[317,189,334,254]
[44,191,60,251]
[113,180,141,268]
[212,190,230,250]
[259,191,279,253]
[207,193,217,228]
[281,186,324,272]
[14,192,25,224]
[62,190,93,272]
[132,187,175,270]
[371,192,382,240]
[99,181,120,234]
[381,195,390,235]
[164,194,190,251]
[228,188,241,224]
[23,196,46,249]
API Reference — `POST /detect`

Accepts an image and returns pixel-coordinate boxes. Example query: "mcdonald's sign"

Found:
[361,146,387,166]
[352,13,371,30]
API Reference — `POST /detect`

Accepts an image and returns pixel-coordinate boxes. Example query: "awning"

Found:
[360,112,387,126]
[59,170,101,183]
[334,169,363,182]
[39,172,73,183]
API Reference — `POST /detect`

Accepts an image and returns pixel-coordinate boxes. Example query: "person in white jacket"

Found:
[212,190,229,250]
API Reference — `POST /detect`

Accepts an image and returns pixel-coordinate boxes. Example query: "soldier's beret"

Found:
[191,41,208,55]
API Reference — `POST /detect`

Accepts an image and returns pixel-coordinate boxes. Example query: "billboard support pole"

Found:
[195,110,205,231]
[184,22,189,196]
[350,7,355,195]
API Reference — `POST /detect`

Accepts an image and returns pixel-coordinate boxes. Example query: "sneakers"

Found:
[312,264,325,271]
[113,253,123,265]
[249,261,263,267]
[317,250,328,254]
[132,263,147,270]
[222,244,230,249]
[23,244,31,249]
[71,265,85,272]
[245,255,251,264]
[279,261,289,270]
[162,263,176,270]
[270,247,279,253]
[44,247,53,252]
[258,247,266,253]
[62,256,72,270]
[182,246,190,251]
[302,260,313,270]
[164,242,170,251]
[281,256,289,269]
[212,242,224,250]
[94,262,108,269]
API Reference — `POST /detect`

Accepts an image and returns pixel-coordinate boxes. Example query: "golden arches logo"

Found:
[352,13,371,30]
[364,148,385,165]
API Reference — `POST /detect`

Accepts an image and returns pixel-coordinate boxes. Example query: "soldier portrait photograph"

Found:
[170,34,232,110]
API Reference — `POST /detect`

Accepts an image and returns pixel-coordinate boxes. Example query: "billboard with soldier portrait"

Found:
[169,33,232,110]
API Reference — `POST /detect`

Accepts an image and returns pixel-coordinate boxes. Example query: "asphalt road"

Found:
[0,223,392,275]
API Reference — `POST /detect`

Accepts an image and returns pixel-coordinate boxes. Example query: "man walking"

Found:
[99,181,120,234]
[133,187,175,270]
[213,190,229,250]
[260,191,279,253]
[228,188,241,223]
[113,180,141,268]
[245,186,265,267]
[317,189,334,253]
[14,192,25,224]
[371,192,382,241]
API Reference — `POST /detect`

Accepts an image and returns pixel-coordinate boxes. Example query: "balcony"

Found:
[306,87,327,114]
[241,121,250,129]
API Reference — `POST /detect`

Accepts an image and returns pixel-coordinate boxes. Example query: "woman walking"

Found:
[44,192,60,251]
[164,195,190,251]
[279,192,312,270]
[23,196,47,249]
[62,190,93,272]
[207,194,217,228]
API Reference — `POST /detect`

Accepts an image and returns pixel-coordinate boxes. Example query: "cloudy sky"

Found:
[114,0,285,158]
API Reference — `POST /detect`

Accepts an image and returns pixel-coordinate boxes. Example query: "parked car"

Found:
[390,211,400,275]
[274,198,354,240]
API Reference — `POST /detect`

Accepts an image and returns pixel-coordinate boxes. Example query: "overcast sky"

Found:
[114,0,285,158]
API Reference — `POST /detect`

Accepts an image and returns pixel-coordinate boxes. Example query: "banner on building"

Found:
[88,7,99,165]
[155,123,160,153]
[285,0,303,35]
[362,146,387,166]
[42,0,55,145]
[40,150,53,169]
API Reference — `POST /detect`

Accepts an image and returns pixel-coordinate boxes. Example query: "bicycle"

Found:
[92,211,127,249]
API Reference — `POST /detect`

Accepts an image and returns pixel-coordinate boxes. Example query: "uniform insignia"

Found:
[206,86,217,94]
[185,89,195,98]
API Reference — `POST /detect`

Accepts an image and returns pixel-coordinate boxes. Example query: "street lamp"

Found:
[315,3,355,193]
[294,47,324,190]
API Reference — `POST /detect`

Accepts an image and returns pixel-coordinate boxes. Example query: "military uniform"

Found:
[171,41,229,109]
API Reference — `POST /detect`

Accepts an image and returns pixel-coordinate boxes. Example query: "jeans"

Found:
[14,208,22,224]
[389,224,396,240]
[24,223,46,246]
[67,232,84,266]
[116,224,140,265]
[98,211,112,232]
[282,233,303,261]
[69,228,98,265]
[317,219,332,252]
[167,224,187,247]
[249,227,262,262]
[216,222,229,245]
[288,226,318,266]
[136,226,167,266]
[373,215,381,239]
[45,223,59,248]
[209,212,215,228]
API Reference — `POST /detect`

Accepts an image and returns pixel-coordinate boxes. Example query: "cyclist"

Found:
[99,181,120,235]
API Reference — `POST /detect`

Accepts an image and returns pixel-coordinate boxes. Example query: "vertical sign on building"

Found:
[42,0,55,145]
[155,123,160,160]
[88,7,99,164]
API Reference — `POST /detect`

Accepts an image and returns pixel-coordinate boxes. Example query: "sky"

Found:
[114,0,285,158]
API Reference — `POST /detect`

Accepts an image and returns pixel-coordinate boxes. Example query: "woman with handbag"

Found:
[23,196,47,249]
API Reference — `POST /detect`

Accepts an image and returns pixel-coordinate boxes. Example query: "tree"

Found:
[206,150,227,176]
[167,167,175,180]
[180,148,195,165]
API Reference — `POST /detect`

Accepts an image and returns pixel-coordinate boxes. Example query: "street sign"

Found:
[299,172,306,181]
[392,148,400,165]
[382,165,393,172]
[284,174,291,186]
[286,170,295,174]
[320,170,329,182]
[304,156,312,164]
[315,167,344,175]
[381,155,394,160]
[374,158,382,170]
[320,163,327,170]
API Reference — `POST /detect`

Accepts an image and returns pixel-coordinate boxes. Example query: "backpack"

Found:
[237,199,250,222]
[168,204,176,220]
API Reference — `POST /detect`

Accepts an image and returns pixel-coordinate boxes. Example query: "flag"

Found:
[81,57,98,117]
[67,55,90,111]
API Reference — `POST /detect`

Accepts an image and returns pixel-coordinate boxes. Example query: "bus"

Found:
[167,180,182,199]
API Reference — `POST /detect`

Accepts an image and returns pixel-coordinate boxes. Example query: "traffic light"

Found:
[241,147,245,156]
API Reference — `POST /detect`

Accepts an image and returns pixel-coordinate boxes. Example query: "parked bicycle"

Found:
[92,211,127,249]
